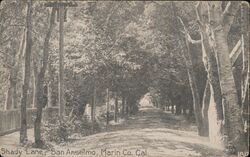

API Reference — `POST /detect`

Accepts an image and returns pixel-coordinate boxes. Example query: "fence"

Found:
[0,107,58,136]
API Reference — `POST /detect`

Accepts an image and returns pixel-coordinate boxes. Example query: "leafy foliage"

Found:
[42,117,73,144]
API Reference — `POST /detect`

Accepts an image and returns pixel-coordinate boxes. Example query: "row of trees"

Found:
[0,0,248,153]
[174,1,248,153]
[148,1,249,153]
[135,1,249,153]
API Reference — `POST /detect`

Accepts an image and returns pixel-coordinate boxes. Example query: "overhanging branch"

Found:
[222,1,231,17]
[223,1,240,32]
[177,16,201,44]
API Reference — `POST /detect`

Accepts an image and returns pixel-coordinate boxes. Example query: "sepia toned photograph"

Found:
[0,0,249,157]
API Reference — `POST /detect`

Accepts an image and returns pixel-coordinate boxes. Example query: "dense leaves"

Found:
[0,1,248,152]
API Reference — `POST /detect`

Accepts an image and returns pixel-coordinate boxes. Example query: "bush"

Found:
[42,117,73,144]
[73,117,101,136]
[42,115,103,144]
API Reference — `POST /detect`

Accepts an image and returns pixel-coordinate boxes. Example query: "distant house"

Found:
[84,103,91,119]
[83,97,122,120]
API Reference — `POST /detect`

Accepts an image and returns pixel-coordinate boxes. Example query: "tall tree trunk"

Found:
[195,2,225,146]
[114,91,118,123]
[91,77,96,123]
[20,0,32,144]
[90,77,96,134]
[27,65,34,108]
[182,106,187,115]
[121,95,125,118]
[188,105,193,116]
[47,80,52,107]
[126,97,129,117]
[34,8,56,148]
[28,56,35,108]
[58,6,65,118]
[12,81,18,109]
[171,104,175,114]
[175,104,181,115]
[240,3,249,148]
[47,62,53,107]
[32,61,38,108]
[214,29,246,151]
[184,54,204,136]
[208,2,247,152]
[5,44,15,110]
[106,88,110,126]
[14,28,26,109]
[5,29,26,110]
[201,80,210,137]
[172,2,204,136]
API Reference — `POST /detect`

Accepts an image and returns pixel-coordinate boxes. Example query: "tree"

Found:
[187,1,248,152]
[34,7,56,148]
[194,1,225,146]
[205,2,246,152]
[114,90,119,122]
[58,5,65,118]
[20,0,32,144]
[0,0,26,110]
[5,29,25,110]
[240,2,249,148]
[171,2,205,136]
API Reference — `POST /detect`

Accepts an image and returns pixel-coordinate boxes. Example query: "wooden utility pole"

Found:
[44,1,77,118]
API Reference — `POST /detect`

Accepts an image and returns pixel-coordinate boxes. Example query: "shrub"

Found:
[73,117,101,136]
[42,117,73,144]
[42,115,102,144]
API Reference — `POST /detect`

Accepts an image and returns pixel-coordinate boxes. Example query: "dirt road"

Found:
[56,105,224,157]
[0,105,225,157]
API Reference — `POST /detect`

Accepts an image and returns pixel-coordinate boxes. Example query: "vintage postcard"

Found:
[0,0,249,157]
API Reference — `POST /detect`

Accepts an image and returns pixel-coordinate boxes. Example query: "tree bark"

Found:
[58,6,65,118]
[106,88,110,126]
[5,43,15,110]
[12,82,18,109]
[28,63,34,108]
[20,0,32,144]
[195,2,225,145]
[171,104,175,114]
[182,107,187,115]
[214,29,246,151]
[172,2,204,136]
[32,61,38,108]
[188,105,193,117]
[240,3,249,148]
[184,54,204,136]
[121,95,125,118]
[114,91,119,123]
[34,7,56,148]
[126,96,130,117]
[47,62,53,107]
[5,28,26,110]
[208,2,247,152]
[14,29,26,109]
[91,77,96,123]
[90,77,96,134]
[175,104,181,115]
[201,80,210,137]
